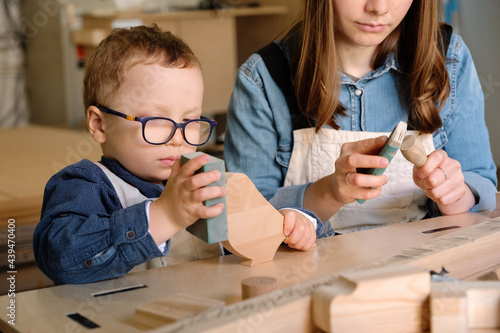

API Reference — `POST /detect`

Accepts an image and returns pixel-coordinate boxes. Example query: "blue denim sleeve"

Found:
[33,161,167,284]
[225,55,310,209]
[438,35,498,212]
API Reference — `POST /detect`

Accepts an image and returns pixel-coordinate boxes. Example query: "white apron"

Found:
[284,128,435,234]
[95,162,223,272]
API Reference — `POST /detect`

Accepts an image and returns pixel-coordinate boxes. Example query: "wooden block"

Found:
[431,281,500,332]
[241,276,278,300]
[430,285,468,333]
[312,265,431,333]
[221,172,285,266]
[181,152,228,244]
[135,293,225,329]
[401,134,427,167]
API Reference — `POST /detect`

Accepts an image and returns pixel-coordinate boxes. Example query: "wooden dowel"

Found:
[241,276,278,299]
[400,135,427,167]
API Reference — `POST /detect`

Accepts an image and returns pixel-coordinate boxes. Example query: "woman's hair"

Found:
[282,0,449,133]
[83,24,200,111]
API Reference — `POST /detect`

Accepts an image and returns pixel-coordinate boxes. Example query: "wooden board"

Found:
[0,212,493,333]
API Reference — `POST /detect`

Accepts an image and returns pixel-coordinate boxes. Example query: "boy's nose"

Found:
[167,127,185,146]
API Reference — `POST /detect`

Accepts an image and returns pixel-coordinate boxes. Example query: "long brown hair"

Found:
[283,0,449,133]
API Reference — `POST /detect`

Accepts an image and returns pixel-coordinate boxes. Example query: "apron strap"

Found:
[256,41,311,130]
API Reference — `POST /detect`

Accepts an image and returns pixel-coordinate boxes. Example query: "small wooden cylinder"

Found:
[241,276,278,299]
[400,135,427,167]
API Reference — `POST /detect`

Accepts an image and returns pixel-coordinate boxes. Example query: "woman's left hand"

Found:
[412,149,475,215]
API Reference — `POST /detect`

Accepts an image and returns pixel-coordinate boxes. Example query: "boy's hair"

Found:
[83,24,200,111]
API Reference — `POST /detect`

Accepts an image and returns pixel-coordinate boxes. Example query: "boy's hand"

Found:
[280,209,316,251]
[149,153,225,244]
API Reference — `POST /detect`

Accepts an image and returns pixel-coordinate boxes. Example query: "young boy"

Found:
[33,25,323,285]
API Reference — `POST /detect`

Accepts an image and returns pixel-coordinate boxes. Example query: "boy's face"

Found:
[101,63,204,184]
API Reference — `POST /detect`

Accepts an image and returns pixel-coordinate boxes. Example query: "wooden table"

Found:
[0,211,496,333]
[0,125,102,293]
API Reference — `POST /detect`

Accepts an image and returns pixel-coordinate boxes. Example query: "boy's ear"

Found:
[87,106,107,144]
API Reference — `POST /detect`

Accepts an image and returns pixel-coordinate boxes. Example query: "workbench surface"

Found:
[0,212,495,333]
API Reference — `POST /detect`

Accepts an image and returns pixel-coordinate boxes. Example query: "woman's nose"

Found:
[365,0,389,15]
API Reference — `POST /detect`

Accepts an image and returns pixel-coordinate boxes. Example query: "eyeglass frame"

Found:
[96,105,217,146]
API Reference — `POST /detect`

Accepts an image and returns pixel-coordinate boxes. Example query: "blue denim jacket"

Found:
[225,34,497,214]
[33,158,167,284]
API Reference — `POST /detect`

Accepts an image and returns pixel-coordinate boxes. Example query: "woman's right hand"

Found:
[304,136,390,222]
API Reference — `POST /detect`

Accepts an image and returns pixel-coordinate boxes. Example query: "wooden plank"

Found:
[0,213,492,333]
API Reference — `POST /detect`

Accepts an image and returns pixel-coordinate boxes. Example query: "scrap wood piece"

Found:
[312,265,430,333]
[221,172,285,266]
[431,281,500,333]
[135,293,225,329]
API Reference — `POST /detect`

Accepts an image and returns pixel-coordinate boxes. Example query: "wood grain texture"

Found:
[312,265,430,333]
[0,212,494,333]
[401,134,427,167]
[241,276,278,299]
[221,172,285,266]
[431,281,500,332]
[135,294,224,329]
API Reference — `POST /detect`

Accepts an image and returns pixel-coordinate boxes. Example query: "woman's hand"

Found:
[413,149,475,215]
[304,135,390,222]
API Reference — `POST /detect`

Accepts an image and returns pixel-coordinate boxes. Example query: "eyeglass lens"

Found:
[144,119,212,145]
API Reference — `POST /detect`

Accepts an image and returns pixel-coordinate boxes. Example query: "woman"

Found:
[224,0,497,234]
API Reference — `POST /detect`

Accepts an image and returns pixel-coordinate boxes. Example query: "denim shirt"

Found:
[33,158,167,284]
[225,34,497,214]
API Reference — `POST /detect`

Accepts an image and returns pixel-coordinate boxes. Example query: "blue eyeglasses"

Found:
[96,105,217,146]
